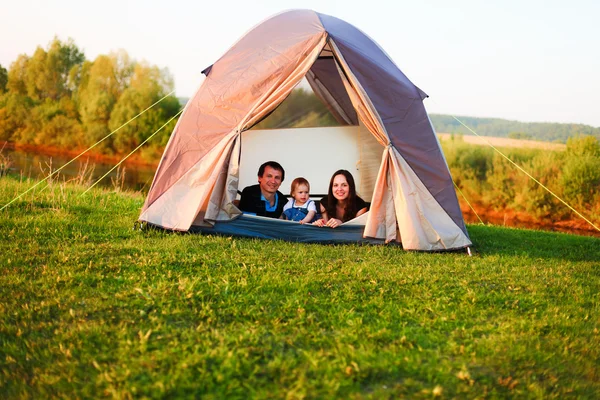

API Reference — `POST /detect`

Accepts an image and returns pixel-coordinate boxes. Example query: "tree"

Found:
[0,64,7,94]
[6,55,29,96]
[76,53,132,149]
[109,62,180,157]
[0,93,33,141]
[565,135,600,158]
[561,136,600,207]
[1,42,181,158]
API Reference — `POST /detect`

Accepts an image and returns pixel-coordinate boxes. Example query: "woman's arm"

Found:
[356,207,367,217]
[313,203,328,227]
[326,206,367,228]
[315,203,342,228]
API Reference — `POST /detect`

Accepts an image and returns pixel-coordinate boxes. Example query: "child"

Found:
[282,177,317,224]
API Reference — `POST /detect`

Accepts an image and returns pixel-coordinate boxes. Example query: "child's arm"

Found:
[299,210,316,224]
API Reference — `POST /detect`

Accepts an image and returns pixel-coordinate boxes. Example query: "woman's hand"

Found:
[312,219,326,227]
[325,218,342,228]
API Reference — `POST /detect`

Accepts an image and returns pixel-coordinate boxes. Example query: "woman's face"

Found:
[332,174,349,201]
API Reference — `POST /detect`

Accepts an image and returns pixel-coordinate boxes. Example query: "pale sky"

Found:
[1,0,599,127]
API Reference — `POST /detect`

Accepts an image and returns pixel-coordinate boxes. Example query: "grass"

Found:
[1,175,599,399]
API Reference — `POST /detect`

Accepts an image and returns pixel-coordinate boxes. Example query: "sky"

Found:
[1,0,599,127]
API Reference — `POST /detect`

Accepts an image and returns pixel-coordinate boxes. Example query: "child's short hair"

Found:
[290,177,310,195]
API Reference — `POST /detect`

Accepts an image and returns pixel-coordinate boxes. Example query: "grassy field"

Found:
[1,176,599,399]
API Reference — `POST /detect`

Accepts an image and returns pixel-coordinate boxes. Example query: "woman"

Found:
[313,170,368,228]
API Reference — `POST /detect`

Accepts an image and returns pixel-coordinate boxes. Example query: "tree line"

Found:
[0,38,180,161]
[430,114,600,143]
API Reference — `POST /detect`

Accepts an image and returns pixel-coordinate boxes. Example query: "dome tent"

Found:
[139,9,472,251]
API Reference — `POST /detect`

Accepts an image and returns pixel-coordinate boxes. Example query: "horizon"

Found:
[2,1,599,128]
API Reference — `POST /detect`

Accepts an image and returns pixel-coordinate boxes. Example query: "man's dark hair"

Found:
[258,161,285,182]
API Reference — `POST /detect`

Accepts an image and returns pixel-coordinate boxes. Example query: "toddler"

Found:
[282,177,317,224]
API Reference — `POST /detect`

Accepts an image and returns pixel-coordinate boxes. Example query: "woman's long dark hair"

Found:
[324,169,359,222]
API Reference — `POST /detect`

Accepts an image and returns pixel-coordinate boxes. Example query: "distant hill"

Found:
[430,114,600,143]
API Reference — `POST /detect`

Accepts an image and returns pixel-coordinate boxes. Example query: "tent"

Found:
[139,9,472,251]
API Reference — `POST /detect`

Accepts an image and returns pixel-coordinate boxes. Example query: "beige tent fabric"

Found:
[142,10,326,213]
[209,135,242,222]
[388,147,472,250]
[329,40,398,242]
[329,39,471,249]
[142,28,328,230]
[330,41,388,147]
[357,121,384,201]
[366,148,400,241]
[306,69,354,125]
[237,34,328,132]
[139,131,239,230]
[200,33,328,225]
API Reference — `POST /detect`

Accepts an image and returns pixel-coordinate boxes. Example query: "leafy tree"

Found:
[565,135,600,157]
[512,151,562,218]
[14,98,83,148]
[0,64,7,94]
[110,63,180,158]
[561,136,600,207]
[56,38,86,92]
[6,55,29,96]
[1,41,179,156]
[18,38,85,101]
[0,93,33,141]
[76,53,133,149]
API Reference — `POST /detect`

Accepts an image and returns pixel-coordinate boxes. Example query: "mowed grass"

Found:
[1,176,599,399]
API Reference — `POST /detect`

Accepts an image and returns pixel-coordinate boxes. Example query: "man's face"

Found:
[258,166,283,196]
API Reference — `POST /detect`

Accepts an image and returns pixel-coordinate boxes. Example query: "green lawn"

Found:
[1,176,599,399]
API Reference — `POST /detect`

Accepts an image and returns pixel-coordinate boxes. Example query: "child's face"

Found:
[293,184,310,204]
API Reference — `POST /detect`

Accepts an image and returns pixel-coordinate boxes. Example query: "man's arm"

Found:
[238,187,252,212]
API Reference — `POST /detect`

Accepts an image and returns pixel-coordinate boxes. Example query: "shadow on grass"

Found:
[468,223,600,262]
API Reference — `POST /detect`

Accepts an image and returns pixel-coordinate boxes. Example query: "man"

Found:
[238,161,287,218]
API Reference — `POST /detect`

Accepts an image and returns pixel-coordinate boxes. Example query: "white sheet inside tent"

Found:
[239,122,383,200]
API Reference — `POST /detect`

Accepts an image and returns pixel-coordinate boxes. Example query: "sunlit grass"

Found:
[1,176,599,398]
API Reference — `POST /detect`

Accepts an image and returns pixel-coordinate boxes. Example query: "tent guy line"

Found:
[80,108,184,197]
[452,180,484,225]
